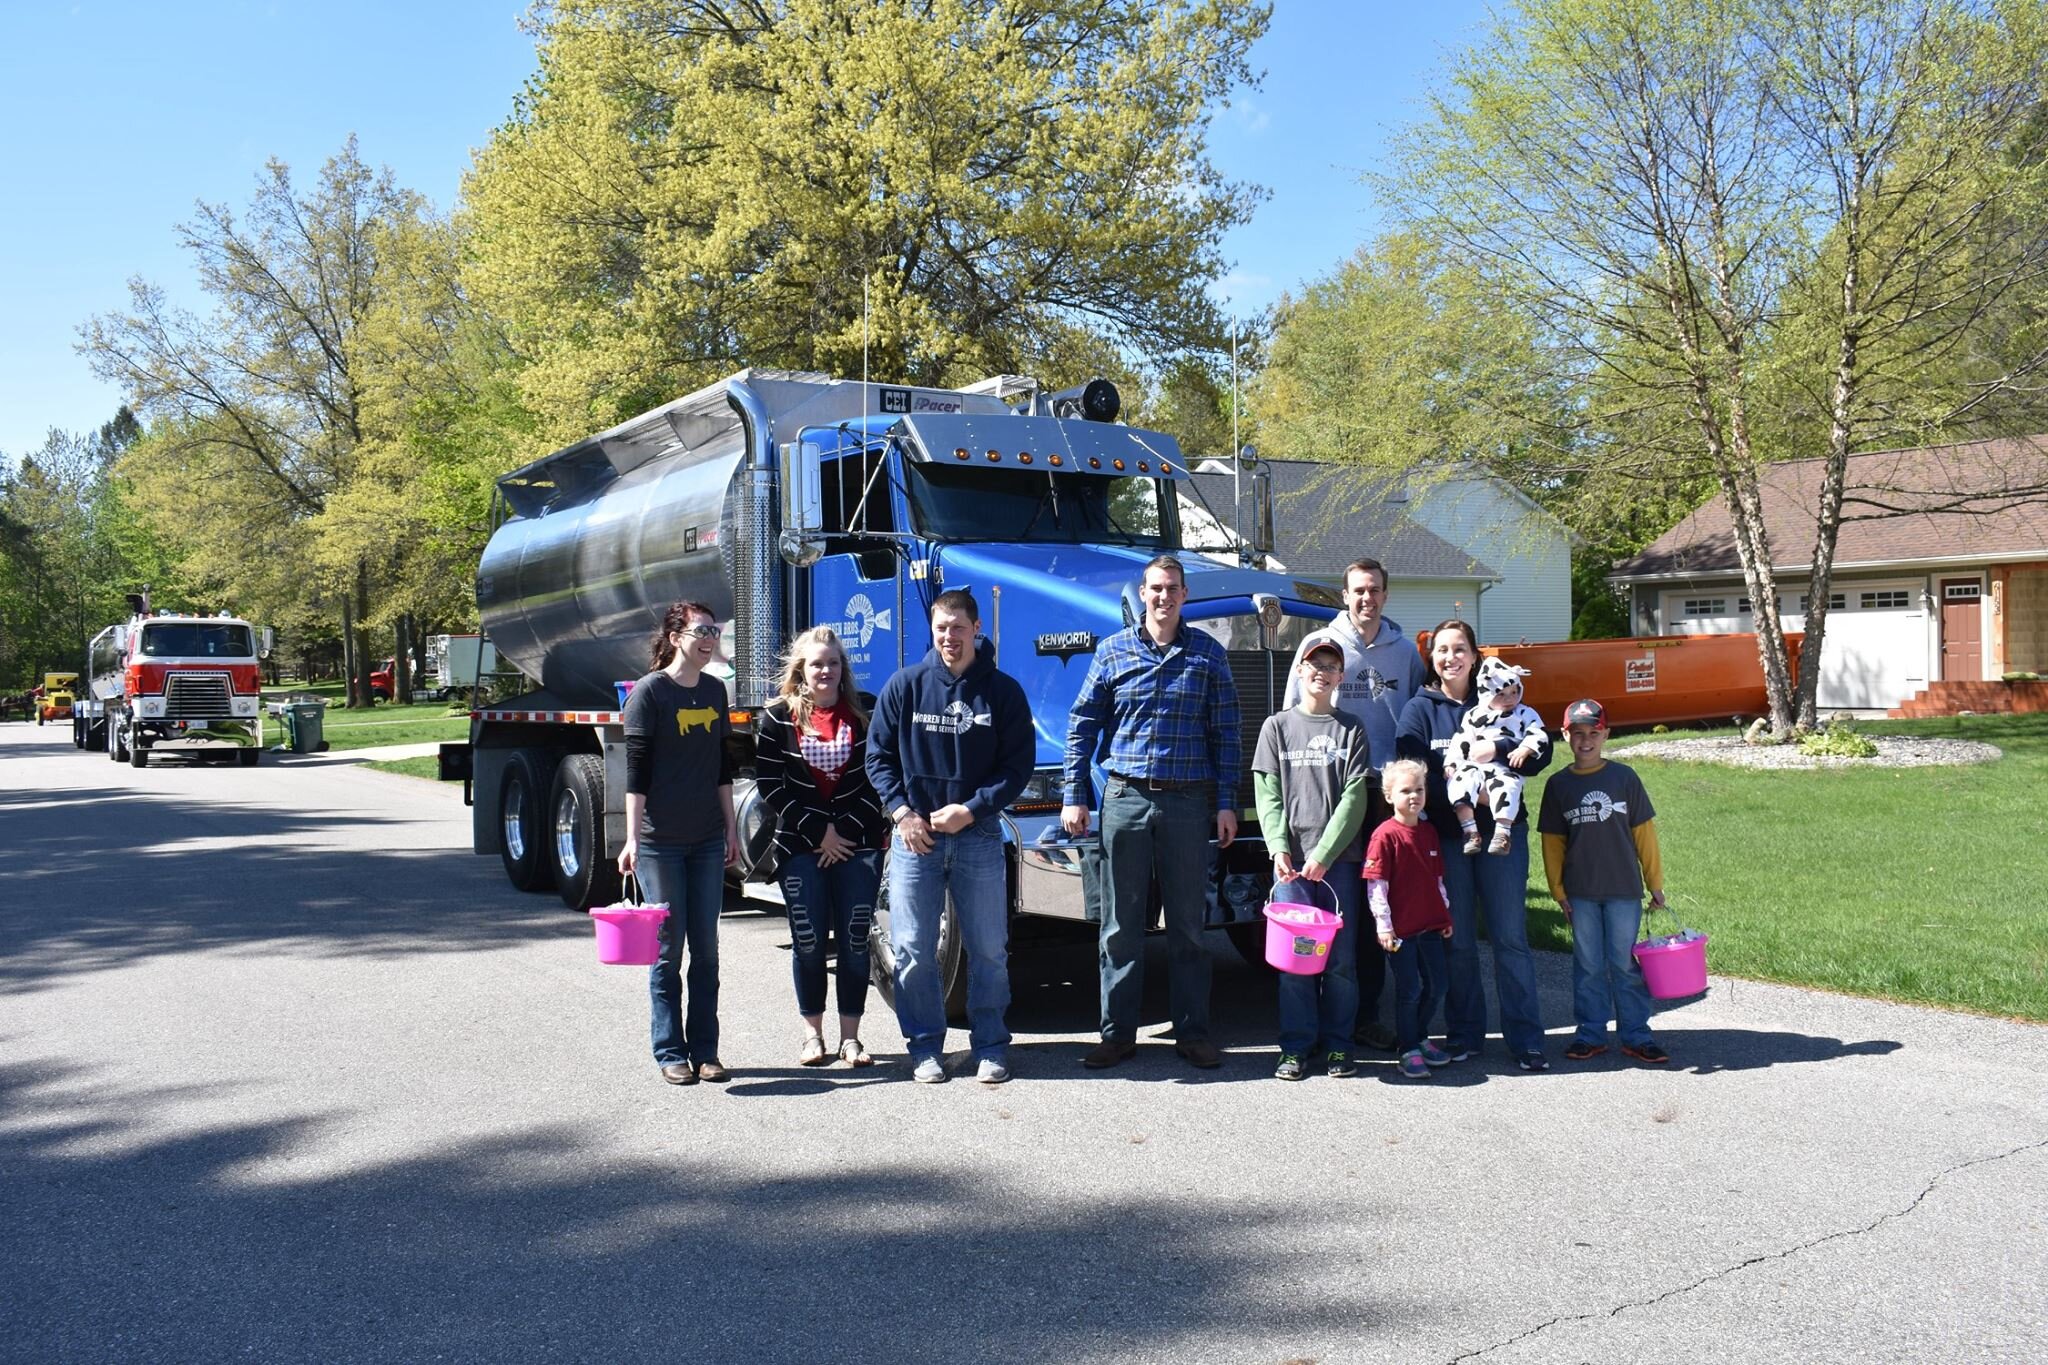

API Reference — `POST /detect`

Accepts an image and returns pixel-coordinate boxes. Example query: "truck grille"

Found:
[1225,649,1284,809]
[164,672,233,718]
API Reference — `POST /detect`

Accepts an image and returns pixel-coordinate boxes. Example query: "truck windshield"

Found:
[139,623,253,658]
[905,462,1177,547]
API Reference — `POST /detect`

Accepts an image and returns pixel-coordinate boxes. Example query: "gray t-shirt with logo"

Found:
[1253,706,1372,863]
[1537,760,1656,899]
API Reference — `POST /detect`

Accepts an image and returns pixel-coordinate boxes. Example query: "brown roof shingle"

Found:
[1612,435,2048,579]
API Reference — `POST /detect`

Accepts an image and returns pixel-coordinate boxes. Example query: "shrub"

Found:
[1799,716,1879,759]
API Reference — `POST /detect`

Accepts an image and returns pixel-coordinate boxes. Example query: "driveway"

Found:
[1,722,2041,1362]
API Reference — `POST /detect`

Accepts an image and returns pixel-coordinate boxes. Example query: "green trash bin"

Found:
[288,700,328,754]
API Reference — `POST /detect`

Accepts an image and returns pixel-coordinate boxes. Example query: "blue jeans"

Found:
[1388,930,1448,1054]
[1274,871,1360,1057]
[782,850,880,1019]
[1569,897,1655,1046]
[888,824,1010,1064]
[641,834,728,1067]
[1098,778,1215,1044]
[1440,821,1545,1057]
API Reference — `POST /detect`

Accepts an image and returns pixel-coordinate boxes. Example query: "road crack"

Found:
[1447,1134,2048,1363]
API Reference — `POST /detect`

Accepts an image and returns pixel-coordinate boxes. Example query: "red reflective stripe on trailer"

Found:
[472,708,621,725]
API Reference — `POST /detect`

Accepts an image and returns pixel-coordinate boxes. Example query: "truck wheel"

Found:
[109,719,128,763]
[498,749,555,893]
[867,863,969,1023]
[129,737,148,768]
[239,748,260,767]
[549,753,621,912]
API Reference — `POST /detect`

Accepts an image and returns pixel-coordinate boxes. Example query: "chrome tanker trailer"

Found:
[450,367,1342,1004]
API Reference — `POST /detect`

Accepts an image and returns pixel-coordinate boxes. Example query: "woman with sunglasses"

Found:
[620,601,740,1087]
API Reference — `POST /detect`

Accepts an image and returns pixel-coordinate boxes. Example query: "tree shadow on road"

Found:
[0,784,578,992]
[0,1055,1415,1363]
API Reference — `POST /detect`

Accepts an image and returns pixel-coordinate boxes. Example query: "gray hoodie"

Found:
[1281,613,1429,769]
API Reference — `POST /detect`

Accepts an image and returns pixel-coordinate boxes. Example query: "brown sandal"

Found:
[837,1038,873,1067]
[799,1034,829,1067]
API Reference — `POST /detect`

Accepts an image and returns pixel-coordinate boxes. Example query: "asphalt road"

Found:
[2,723,2043,1363]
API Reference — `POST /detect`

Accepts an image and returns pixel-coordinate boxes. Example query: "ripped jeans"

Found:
[781,849,881,1019]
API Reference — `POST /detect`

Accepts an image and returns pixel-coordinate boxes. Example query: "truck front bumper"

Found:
[136,718,260,750]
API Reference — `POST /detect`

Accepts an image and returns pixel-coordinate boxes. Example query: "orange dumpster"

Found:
[1418,632,1803,730]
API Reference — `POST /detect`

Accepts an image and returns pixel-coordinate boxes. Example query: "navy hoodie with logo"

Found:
[866,640,1035,825]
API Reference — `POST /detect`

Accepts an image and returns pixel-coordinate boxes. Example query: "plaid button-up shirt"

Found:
[1063,620,1241,811]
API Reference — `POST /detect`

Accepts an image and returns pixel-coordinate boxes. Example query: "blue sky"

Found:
[0,1,1491,461]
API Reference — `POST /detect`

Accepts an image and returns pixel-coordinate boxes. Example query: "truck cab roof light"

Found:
[1017,453,1033,465]
[1048,454,1063,467]
[954,448,971,460]
[1112,459,1125,471]
[986,450,1001,462]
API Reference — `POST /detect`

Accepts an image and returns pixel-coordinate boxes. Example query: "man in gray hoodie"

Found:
[1281,556,1428,1050]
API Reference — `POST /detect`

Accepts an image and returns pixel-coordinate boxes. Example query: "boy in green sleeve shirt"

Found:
[1538,698,1671,1065]
[1253,631,1374,1080]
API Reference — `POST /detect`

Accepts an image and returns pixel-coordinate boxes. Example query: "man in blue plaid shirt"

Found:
[1062,555,1241,1070]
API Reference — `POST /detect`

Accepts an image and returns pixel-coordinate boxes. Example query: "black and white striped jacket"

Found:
[754,698,890,862]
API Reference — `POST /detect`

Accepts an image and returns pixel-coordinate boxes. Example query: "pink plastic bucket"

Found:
[1262,881,1342,976]
[590,904,670,965]
[1633,930,1709,998]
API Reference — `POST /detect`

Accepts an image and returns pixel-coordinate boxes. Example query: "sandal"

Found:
[838,1038,873,1067]
[799,1034,829,1067]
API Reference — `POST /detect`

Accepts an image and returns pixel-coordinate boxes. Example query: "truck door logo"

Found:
[1036,631,1096,661]
[836,593,893,648]
[879,387,910,414]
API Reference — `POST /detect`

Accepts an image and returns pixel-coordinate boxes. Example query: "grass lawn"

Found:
[1520,712,2048,1022]
[364,756,441,780]
[262,686,471,753]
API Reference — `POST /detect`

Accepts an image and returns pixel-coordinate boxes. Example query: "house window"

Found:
[1795,593,1845,613]
[1737,598,1751,614]
[1860,590,1910,610]
[1682,598,1728,617]
[1944,583,1981,601]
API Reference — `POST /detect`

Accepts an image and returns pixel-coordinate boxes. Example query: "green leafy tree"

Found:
[464,0,1270,443]
[80,138,448,706]
[1387,0,2048,733]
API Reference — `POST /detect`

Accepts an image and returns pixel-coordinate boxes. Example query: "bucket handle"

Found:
[1271,876,1338,915]
[624,872,642,908]
[1637,900,1695,943]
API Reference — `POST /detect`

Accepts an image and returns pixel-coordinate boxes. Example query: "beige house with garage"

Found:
[1610,436,2048,713]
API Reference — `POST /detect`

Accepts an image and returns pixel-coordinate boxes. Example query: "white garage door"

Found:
[1662,582,1925,710]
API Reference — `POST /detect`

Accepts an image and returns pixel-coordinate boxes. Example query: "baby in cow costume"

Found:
[1446,657,1547,855]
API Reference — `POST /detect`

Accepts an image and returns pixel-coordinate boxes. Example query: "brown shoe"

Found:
[660,1062,698,1086]
[1082,1039,1139,1070]
[694,1059,730,1083]
[1175,1039,1223,1069]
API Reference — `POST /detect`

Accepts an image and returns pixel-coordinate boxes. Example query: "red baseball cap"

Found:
[1563,698,1606,727]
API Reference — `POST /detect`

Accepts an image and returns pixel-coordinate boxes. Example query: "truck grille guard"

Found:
[163,672,234,720]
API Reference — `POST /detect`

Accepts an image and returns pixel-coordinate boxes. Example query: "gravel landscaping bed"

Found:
[1615,734,2003,769]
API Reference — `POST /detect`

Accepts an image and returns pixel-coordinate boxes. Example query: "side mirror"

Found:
[779,439,824,567]
[259,626,275,659]
[1249,465,1275,561]
[112,626,129,654]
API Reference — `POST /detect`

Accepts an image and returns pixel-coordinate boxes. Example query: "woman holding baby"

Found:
[1394,619,1555,1072]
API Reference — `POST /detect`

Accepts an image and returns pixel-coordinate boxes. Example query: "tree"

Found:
[464,0,1270,443]
[1387,0,2048,733]
[80,138,445,706]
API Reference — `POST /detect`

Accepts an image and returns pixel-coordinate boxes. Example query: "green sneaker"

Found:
[1274,1053,1307,1082]
[1325,1051,1356,1078]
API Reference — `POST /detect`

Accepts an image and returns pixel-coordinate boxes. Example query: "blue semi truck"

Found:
[447,368,1342,1003]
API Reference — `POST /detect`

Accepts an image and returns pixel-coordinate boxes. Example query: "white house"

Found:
[1609,436,2048,712]
[1184,460,1574,644]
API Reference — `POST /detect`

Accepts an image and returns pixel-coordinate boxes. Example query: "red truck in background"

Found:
[76,593,272,767]
[371,634,497,702]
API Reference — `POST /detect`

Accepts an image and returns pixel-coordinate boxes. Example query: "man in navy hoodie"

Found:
[866,589,1035,1085]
